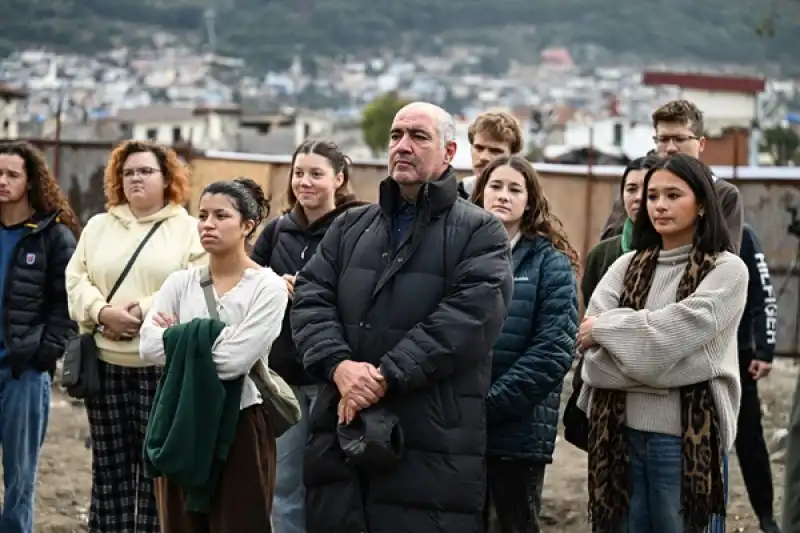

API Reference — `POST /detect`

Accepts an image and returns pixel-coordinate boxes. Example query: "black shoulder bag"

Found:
[562,358,589,452]
[62,220,165,399]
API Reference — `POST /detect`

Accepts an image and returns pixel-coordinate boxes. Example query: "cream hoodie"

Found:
[66,203,207,367]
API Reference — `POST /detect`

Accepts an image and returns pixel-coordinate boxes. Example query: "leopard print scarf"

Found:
[587,246,725,532]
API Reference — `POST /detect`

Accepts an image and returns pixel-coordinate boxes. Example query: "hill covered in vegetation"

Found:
[3,0,798,71]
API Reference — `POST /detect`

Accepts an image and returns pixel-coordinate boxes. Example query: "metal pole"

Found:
[53,96,63,183]
[749,94,761,167]
[582,124,596,262]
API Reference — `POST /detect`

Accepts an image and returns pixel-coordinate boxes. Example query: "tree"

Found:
[477,51,511,77]
[525,143,545,162]
[761,126,800,166]
[360,92,410,157]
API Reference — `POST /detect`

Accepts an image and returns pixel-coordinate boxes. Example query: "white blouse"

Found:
[139,266,288,409]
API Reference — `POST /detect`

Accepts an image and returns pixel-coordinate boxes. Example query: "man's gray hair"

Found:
[398,102,456,147]
[437,112,456,147]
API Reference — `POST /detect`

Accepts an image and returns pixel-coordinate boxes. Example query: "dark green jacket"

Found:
[143,318,244,513]
[569,235,625,416]
[580,235,624,307]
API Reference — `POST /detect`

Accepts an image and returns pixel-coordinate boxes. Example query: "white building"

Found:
[112,103,242,150]
[546,118,654,160]
[0,84,27,139]
[642,71,765,135]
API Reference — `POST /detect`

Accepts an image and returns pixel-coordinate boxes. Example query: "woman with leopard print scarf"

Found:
[576,153,748,532]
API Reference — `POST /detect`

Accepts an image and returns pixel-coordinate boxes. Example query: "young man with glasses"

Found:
[601,99,744,252]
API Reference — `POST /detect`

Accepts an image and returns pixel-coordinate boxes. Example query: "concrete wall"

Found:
[15,142,800,356]
[189,155,472,217]
[192,153,800,356]
[27,139,114,224]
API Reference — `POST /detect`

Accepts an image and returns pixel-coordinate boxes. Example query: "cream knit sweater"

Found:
[577,245,748,451]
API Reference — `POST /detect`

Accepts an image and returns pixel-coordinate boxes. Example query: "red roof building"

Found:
[643,71,764,135]
[643,71,764,165]
[0,84,26,140]
[642,72,765,95]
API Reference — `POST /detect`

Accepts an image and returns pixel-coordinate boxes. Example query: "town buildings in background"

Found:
[1,44,799,167]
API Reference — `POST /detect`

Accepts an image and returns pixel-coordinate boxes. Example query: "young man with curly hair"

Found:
[0,141,80,533]
[459,110,524,198]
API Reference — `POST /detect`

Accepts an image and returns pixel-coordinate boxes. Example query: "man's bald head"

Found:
[398,102,456,147]
[388,101,458,190]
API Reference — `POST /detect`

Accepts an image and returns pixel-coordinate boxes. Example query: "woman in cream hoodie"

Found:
[66,140,206,533]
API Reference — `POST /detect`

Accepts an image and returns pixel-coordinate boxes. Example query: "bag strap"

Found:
[93,219,165,334]
[108,219,165,303]
[198,267,258,380]
[271,215,282,250]
[199,268,219,320]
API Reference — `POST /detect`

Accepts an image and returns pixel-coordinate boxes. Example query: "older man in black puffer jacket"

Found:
[291,101,513,533]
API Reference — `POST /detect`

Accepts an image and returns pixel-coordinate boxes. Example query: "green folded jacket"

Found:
[143,317,244,513]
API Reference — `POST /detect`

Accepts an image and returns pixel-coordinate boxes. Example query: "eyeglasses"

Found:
[122,167,160,179]
[653,135,698,145]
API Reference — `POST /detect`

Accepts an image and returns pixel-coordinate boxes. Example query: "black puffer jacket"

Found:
[251,199,368,385]
[737,223,777,362]
[291,169,514,533]
[4,211,77,377]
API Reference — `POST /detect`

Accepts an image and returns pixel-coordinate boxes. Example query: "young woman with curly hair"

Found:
[0,141,79,532]
[66,140,207,533]
[471,155,580,533]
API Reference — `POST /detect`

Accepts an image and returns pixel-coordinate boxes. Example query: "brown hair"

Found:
[620,153,663,195]
[104,140,191,208]
[285,139,356,212]
[468,111,524,154]
[472,155,580,272]
[651,100,705,137]
[0,141,81,237]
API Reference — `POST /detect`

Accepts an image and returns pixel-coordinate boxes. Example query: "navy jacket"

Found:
[486,235,578,462]
[738,224,777,362]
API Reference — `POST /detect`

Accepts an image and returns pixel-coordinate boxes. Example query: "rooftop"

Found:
[642,71,766,94]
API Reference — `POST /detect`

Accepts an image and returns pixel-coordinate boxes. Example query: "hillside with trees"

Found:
[2,0,799,71]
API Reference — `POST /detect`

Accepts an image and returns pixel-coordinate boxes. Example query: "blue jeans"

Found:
[622,428,728,533]
[272,384,318,533]
[0,366,50,533]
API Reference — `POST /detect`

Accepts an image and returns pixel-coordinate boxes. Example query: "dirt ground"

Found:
[16,360,800,532]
